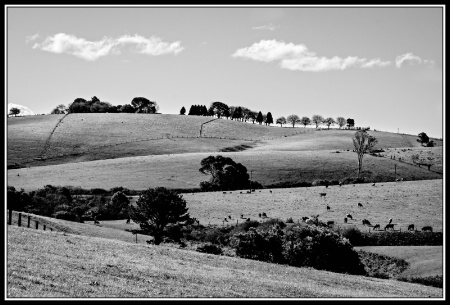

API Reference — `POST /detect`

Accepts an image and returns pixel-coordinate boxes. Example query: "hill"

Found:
[7,225,442,298]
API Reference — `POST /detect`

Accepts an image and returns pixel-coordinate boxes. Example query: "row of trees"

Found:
[51,97,159,114]
[276,115,354,129]
[181,102,274,125]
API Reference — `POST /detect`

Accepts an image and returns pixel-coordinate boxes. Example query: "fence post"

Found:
[8,209,12,225]
[18,213,22,227]
[28,215,31,228]
[43,225,46,231]
[35,221,39,229]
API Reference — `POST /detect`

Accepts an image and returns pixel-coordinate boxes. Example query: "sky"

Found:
[6,5,444,138]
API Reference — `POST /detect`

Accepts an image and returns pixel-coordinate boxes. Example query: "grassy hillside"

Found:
[355,246,443,278]
[7,226,443,298]
[7,149,442,191]
[7,113,443,168]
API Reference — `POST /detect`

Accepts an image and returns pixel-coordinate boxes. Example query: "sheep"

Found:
[385,223,395,231]
[372,183,376,186]
[339,182,343,187]
[358,202,363,208]
[270,190,272,193]
[228,215,232,219]
[262,212,267,218]
[422,226,433,232]
[373,224,380,230]
[362,219,371,226]
[346,214,353,220]
[302,216,310,222]
[258,213,262,218]
[223,218,228,222]
[326,221,334,227]
[246,218,251,222]
[126,218,130,224]
[306,219,314,225]
[320,193,327,198]
[344,217,348,223]
[240,214,244,219]
[223,192,226,194]
[326,205,331,211]
[408,224,415,231]
[388,218,393,224]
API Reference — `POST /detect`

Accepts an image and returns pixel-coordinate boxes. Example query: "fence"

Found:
[7,210,55,232]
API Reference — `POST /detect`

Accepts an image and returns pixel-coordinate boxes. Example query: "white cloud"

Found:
[8,103,35,116]
[232,40,391,72]
[26,33,39,44]
[395,53,423,68]
[31,33,184,61]
[252,23,278,31]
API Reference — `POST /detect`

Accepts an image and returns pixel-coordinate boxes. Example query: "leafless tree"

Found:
[352,130,378,179]
[312,114,324,128]
[336,116,346,129]
[286,114,301,128]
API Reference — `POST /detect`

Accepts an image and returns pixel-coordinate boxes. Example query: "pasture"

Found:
[182,180,443,231]
[7,149,443,191]
[7,226,443,298]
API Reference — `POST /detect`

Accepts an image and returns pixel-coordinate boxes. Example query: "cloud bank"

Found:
[31,33,184,61]
[395,52,434,68]
[232,40,392,72]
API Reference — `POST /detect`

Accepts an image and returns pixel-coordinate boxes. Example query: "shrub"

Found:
[196,243,223,255]
[54,210,77,221]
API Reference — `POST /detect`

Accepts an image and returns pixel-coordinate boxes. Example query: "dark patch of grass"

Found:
[358,250,409,279]
[220,144,253,152]
[397,275,443,288]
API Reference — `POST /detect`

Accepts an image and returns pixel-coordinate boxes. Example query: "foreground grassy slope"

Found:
[355,246,443,278]
[7,149,442,191]
[7,226,442,298]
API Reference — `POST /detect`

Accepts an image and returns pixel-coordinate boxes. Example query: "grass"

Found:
[7,148,442,191]
[354,246,443,278]
[7,225,443,298]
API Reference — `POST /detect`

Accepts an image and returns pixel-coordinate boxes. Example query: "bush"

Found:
[54,210,77,221]
[358,250,409,279]
[196,243,223,255]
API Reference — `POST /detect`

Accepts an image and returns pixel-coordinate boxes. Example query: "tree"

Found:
[180,106,186,115]
[347,118,355,129]
[209,101,229,118]
[9,107,20,117]
[199,155,253,191]
[286,114,300,128]
[417,132,430,145]
[223,108,231,119]
[51,104,68,114]
[336,117,346,129]
[131,97,158,113]
[352,131,378,179]
[276,116,286,127]
[129,187,190,245]
[68,98,88,113]
[232,107,243,121]
[107,191,130,219]
[312,114,324,129]
[256,111,264,125]
[265,112,273,125]
[300,116,311,128]
[248,111,257,124]
[120,104,135,113]
[323,117,336,130]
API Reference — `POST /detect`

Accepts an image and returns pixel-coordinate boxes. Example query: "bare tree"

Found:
[312,114,324,128]
[300,116,311,128]
[286,114,300,128]
[352,131,378,179]
[323,117,336,130]
[336,117,346,129]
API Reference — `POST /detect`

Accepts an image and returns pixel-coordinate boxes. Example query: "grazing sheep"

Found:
[388,218,393,224]
[228,215,232,219]
[362,219,371,226]
[262,212,267,218]
[422,226,433,232]
[223,192,226,194]
[224,218,228,222]
[240,192,243,194]
[320,193,326,197]
[326,205,331,211]
[251,189,255,192]
[385,223,395,231]
[339,182,343,187]
[258,213,262,218]
[246,218,251,222]
[326,221,334,227]
[408,224,415,231]
[247,191,251,194]
[346,214,353,220]
[302,216,310,222]
[240,214,244,218]
[358,203,363,208]
[373,224,380,230]
[344,217,348,223]
[372,183,376,186]
[270,190,272,193]
[126,218,130,224]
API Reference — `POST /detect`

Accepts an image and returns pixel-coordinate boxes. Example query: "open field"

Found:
[7,226,443,298]
[355,246,443,278]
[7,149,443,191]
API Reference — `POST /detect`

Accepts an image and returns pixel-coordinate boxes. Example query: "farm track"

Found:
[38,113,69,159]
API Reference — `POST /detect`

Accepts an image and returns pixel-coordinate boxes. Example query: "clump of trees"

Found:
[9,107,21,117]
[63,96,159,114]
[198,155,262,191]
[188,105,208,116]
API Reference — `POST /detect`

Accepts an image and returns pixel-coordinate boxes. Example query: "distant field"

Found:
[7,226,443,298]
[355,246,443,278]
[7,149,442,191]
[182,179,443,231]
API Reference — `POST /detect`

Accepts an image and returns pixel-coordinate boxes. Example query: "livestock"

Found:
[240,192,243,194]
[388,218,393,224]
[228,215,232,219]
[224,218,228,222]
[251,189,255,192]
[422,226,433,232]
[373,224,380,230]
[320,193,327,198]
[326,205,331,211]
[385,223,395,231]
[344,217,348,223]
[346,214,353,220]
[326,221,334,227]
[270,190,272,193]
[362,219,372,226]
[358,203,363,208]
[339,182,343,187]
[408,224,415,231]
[223,192,226,194]
[126,218,130,224]
[262,212,267,218]
[240,214,244,218]
[302,216,310,222]
[246,218,251,222]
[372,183,376,186]
[258,213,262,218]
[305,219,314,225]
